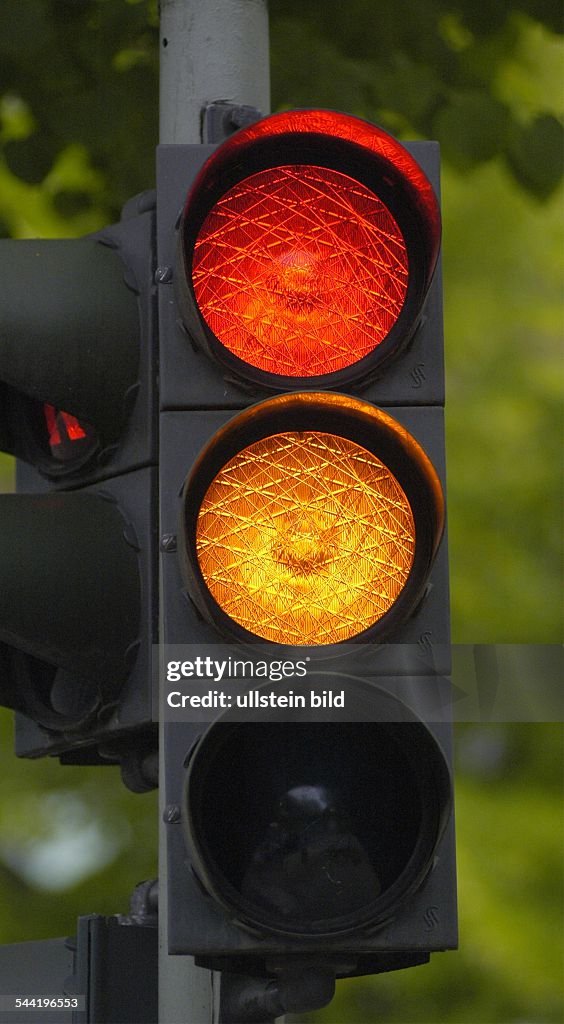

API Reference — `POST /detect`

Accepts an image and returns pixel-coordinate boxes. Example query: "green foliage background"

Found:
[0,2,562,1022]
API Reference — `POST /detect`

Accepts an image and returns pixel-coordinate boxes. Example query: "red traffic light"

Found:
[43,404,97,466]
[177,110,440,389]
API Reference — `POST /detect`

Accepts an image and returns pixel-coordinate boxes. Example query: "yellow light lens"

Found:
[195,431,415,644]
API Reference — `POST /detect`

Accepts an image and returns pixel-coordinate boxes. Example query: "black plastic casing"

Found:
[0,199,159,768]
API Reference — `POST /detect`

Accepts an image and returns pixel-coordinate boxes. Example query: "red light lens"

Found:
[192,165,408,378]
[43,404,96,464]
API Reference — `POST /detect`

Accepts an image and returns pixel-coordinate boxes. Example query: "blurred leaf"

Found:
[271,17,376,117]
[517,0,564,33]
[0,709,158,943]
[433,91,511,168]
[3,133,56,184]
[506,114,564,197]
[52,190,95,218]
[495,14,564,120]
[0,0,54,62]
[442,157,563,642]
[0,94,35,142]
[371,55,442,127]
[0,454,14,490]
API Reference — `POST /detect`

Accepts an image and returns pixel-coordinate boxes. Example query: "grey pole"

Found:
[157,2,270,1022]
[159,0,270,144]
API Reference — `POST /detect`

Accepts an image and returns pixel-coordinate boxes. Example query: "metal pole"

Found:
[159,0,270,144]
[158,2,270,1022]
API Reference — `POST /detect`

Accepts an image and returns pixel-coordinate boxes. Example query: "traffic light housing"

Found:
[158,110,456,980]
[0,197,158,787]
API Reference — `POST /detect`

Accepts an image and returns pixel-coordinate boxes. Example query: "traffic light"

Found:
[0,196,158,789]
[158,109,456,992]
